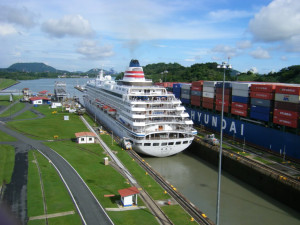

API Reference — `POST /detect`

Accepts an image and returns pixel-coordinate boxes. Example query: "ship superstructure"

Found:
[83,59,196,157]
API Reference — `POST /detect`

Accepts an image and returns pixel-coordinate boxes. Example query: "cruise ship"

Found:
[83,59,197,157]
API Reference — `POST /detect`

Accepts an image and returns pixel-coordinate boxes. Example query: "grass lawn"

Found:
[0,102,25,117]
[0,79,18,90]
[161,205,196,225]
[0,145,15,185]
[108,209,159,225]
[100,134,171,201]
[0,130,17,142]
[27,150,82,225]
[7,105,89,140]
[13,110,38,120]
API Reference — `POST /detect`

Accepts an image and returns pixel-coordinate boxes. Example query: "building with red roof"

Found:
[29,97,50,105]
[75,132,97,144]
[118,186,140,207]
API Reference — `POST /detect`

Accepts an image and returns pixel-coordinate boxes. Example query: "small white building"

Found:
[51,102,62,108]
[75,132,96,144]
[118,186,140,207]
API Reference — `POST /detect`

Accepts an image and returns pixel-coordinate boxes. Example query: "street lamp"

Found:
[216,60,232,225]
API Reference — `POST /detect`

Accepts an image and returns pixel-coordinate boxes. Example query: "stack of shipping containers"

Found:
[273,85,300,128]
[250,84,276,122]
[173,83,183,99]
[181,84,192,104]
[215,82,232,113]
[191,81,203,107]
[231,82,251,117]
[202,81,216,110]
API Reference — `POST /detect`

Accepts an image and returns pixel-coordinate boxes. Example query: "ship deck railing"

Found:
[129,98,180,104]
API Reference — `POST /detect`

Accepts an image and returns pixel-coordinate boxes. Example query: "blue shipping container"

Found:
[232,95,249,104]
[216,82,232,89]
[250,111,270,122]
[181,98,190,104]
[250,105,271,114]
[251,98,273,108]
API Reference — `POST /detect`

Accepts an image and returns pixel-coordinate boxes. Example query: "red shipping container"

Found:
[250,91,275,100]
[274,101,300,112]
[231,108,247,117]
[202,102,214,109]
[274,108,299,120]
[273,115,298,128]
[216,88,231,95]
[191,96,201,106]
[251,84,276,93]
[191,86,203,91]
[192,80,204,87]
[215,99,230,106]
[215,104,229,113]
[202,97,214,104]
[275,85,300,95]
[216,93,231,101]
[232,102,248,110]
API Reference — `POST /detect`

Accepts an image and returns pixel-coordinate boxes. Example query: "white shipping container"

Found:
[275,93,300,103]
[203,86,215,93]
[203,81,218,87]
[202,91,215,98]
[232,89,249,97]
[232,82,252,90]
[181,94,191,99]
[181,84,191,90]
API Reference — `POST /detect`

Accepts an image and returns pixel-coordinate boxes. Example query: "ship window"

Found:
[161,142,167,146]
[168,142,174,145]
[135,143,142,146]
[144,143,151,146]
[189,140,193,143]
[175,141,181,145]
[153,143,159,146]
[183,141,188,144]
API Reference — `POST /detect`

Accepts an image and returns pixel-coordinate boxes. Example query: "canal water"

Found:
[6,78,300,225]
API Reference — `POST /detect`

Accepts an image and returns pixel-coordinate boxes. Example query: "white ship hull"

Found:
[84,98,194,157]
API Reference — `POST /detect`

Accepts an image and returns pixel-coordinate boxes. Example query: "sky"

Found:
[0,0,299,74]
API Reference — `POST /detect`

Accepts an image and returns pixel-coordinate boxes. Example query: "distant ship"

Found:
[83,59,196,157]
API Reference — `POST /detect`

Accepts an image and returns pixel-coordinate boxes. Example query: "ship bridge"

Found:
[54,81,67,101]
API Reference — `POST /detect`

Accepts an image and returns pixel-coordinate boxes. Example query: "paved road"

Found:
[0,103,114,225]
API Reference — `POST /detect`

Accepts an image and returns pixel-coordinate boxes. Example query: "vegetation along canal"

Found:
[7,78,300,225]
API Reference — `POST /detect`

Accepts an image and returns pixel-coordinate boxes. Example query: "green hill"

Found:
[8,63,59,73]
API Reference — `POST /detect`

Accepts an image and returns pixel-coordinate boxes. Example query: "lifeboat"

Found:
[108,108,116,116]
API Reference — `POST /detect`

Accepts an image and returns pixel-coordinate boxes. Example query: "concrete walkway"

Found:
[29,210,75,220]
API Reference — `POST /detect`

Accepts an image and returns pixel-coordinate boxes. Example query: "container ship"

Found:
[155,81,300,160]
[83,60,196,157]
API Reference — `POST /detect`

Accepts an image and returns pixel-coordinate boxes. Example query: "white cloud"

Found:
[0,23,17,36]
[249,0,300,42]
[42,15,94,38]
[280,56,287,61]
[184,58,196,62]
[250,47,271,59]
[0,5,37,28]
[212,44,237,58]
[236,40,252,49]
[77,40,114,59]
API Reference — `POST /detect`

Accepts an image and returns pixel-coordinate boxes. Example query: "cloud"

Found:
[250,47,271,59]
[249,0,300,42]
[42,15,94,38]
[212,44,237,58]
[0,23,17,36]
[0,5,37,28]
[184,58,196,62]
[280,56,287,61]
[77,40,114,59]
[236,40,252,49]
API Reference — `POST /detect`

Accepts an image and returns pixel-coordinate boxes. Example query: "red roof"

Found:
[29,97,50,101]
[75,132,96,138]
[118,187,139,197]
[39,90,48,94]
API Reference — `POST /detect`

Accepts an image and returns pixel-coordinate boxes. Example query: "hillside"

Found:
[8,62,60,73]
